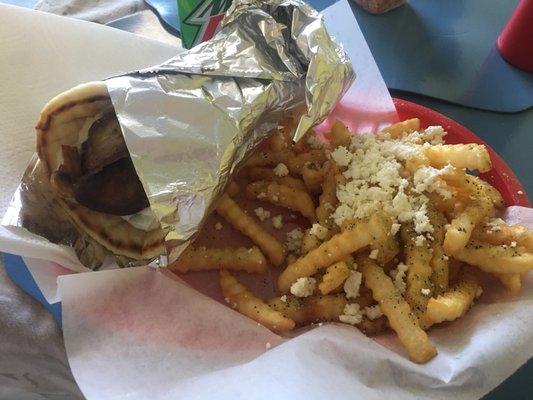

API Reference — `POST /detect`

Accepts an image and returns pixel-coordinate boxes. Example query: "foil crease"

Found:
[2,0,354,268]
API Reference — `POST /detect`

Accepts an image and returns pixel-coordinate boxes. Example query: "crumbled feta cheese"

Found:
[413,164,454,199]
[280,295,287,303]
[422,126,447,144]
[344,271,362,299]
[390,262,408,294]
[215,222,223,230]
[390,223,401,235]
[486,218,504,232]
[387,142,421,160]
[330,146,352,167]
[369,249,379,260]
[401,126,446,145]
[421,288,431,296]
[286,228,303,252]
[330,132,458,247]
[309,223,329,240]
[254,207,271,221]
[307,135,323,149]
[392,189,413,222]
[475,287,483,298]
[510,241,517,248]
[273,163,289,177]
[412,203,434,234]
[415,235,426,247]
[265,342,271,349]
[290,277,316,297]
[517,190,523,195]
[364,305,383,320]
[324,202,334,211]
[443,254,449,260]
[257,192,267,200]
[339,303,363,325]
[272,215,283,229]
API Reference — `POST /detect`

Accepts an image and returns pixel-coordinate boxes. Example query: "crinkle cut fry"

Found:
[379,118,420,139]
[245,149,294,168]
[424,190,464,215]
[268,124,294,152]
[443,198,493,255]
[425,268,479,326]
[301,161,327,193]
[226,181,240,197]
[170,246,266,273]
[246,148,326,175]
[248,167,307,191]
[277,212,391,292]
[442,170,503,208]
[454,240,533,274]
[216,194,285,266]
[220,270,295,332]
[246,180,316,222]
[400,223,434,324]
[286,150,327,175]
[494,272,522,293]
[301,228,322,254]
[358,256,437,364]
[316,161,339,229]
[370,234,400,266]
[329,120,352,148]
[319,260,351,295]
[268,131,289,152]
[268,294,347,325]
[423,143,491,172]
[429,208,449,296]
[472,221,533,252]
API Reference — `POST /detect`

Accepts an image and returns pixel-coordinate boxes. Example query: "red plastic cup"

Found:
[497,0,533,72]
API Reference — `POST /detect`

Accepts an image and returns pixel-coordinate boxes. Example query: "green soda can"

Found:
[178,0,233,49]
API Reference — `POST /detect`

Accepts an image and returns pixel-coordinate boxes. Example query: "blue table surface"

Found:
[2,0,532,399]
[353,0,533,113]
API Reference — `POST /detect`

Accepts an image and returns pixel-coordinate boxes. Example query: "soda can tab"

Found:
[178,0,232,48]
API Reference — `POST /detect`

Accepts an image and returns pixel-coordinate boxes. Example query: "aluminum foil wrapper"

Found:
[2,0,354,269]
[106,0,354,263]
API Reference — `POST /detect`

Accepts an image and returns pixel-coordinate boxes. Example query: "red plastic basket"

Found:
[393,98,530,208]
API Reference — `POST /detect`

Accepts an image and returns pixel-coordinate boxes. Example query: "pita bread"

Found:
[36,81,166,260]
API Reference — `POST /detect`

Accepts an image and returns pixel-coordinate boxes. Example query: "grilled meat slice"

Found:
[74,157,150,216]
[81,112,129,176]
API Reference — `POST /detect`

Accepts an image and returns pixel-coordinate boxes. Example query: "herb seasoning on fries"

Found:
[170,117,533,364]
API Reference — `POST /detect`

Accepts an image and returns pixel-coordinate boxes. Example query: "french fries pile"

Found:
[170,117,533,363]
